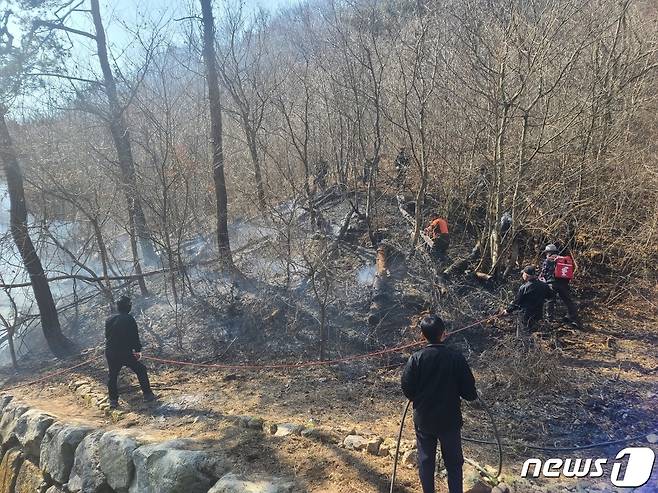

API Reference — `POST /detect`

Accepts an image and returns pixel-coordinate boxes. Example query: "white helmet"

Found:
[544,244,558,254]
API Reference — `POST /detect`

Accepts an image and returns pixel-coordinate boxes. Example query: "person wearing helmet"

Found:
[539,244,582,329]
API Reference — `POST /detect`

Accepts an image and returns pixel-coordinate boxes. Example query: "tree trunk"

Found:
[487,101,509,275]
[409,154,428,258]
[0,111,73,357]
[7,328,17,370]
[91,218,114,305]
[89,0,157,266]
[127,211,149,296]
[368,245,391,327]
[319,304,327,361]
[200,0,234,269]
[245,124,266,212]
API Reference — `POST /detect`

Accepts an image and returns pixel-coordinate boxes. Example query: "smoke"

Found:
[357,265,376,285]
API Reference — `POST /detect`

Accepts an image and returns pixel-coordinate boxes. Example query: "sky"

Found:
[3,0,298,77]
[68,0,298,67]
[95,0,295,43]
[3,0,298,114]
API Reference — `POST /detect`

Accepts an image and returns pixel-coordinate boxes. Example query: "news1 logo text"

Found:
[520,447,656,487]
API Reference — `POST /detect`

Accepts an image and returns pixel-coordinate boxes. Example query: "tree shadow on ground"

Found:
[323,440,416,493]
[560,355,657,375]
[196,428,315,493]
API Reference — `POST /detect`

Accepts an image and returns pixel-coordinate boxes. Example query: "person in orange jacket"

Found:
[425,215,450,260]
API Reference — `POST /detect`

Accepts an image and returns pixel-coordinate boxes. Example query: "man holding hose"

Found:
[105,296,157,408]
[401,314,478,493]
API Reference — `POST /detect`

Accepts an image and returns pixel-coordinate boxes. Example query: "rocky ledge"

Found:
[0,394,294,493]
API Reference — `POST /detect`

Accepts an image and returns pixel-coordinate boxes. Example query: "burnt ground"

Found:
[3,281,657,493]
[1,189,657,492]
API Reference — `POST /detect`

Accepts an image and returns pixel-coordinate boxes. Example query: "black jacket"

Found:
[401,344,477,434]
[507,279,552,321]
[540,257,557,283]
[105,313,142,354]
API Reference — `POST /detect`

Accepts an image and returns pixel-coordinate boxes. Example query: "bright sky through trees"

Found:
[5,0,296,115]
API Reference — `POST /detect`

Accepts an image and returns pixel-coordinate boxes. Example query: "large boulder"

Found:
[0,447,23,493]
[13,409,55,459]
[67,431,112,493]
[14,459,44,493]
[98,431,139,493]
[39,422,93,484]
[209,473,294,493]
[0,402,30,447]
[129,441,226,493]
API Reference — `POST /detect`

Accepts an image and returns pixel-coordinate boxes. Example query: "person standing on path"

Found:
[105,296,156,408]
[401,315,478,493]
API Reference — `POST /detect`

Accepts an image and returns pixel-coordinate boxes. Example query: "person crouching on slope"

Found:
[105,296,157,408]
[424,216,450,261]
[502,265,553,337]
[401,315,478,493]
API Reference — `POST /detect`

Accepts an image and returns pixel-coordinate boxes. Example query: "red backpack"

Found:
[554,255,574,280]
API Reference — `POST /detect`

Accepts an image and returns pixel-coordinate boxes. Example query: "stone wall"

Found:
[0,394,294,493]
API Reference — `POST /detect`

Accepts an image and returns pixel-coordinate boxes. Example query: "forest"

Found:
[0,0,657,492]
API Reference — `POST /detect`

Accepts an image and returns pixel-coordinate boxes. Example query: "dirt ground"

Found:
[3,283,658,493]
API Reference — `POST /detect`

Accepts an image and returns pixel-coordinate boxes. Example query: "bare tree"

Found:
[87,0,158,267]
[0,10,74,356]
[391,7,445,256]
[200,0,234,270]
[0,110,74,356]
[324,0,391,247]
[302,235,335,361]
[34,1,159,269]
[217,4,276,213]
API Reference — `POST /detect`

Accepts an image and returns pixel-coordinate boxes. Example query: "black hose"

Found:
[463,431,657,452]
[476,394,503,478]
[389,397,503,492]
[389,400,411,493]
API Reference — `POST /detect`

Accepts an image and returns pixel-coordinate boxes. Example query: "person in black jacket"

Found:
[401,315,478,493]
[105,296,156,408]
[539,244,581,329]
[503,265,553,336]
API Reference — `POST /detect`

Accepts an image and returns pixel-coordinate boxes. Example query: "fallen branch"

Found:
[0,267,170,289]
[397,194,434,249]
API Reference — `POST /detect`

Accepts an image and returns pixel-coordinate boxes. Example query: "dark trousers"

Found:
[517,314,540,338]
[431,235,450,262]
[416,428,464,493]
[548,280,580,325]
[106,351,152,401]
